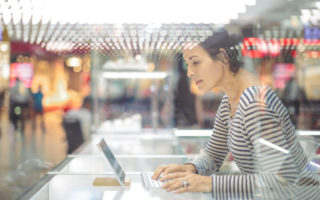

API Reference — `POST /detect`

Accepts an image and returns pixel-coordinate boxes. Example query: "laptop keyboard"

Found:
[141,171,164,189]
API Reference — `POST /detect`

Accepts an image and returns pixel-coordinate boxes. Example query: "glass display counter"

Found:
[20,174,213,200]
[49,156,191,174]
[19,129,320,199]
[19,129,212,199]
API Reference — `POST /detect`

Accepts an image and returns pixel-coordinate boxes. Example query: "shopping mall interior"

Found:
[0,0,320,199]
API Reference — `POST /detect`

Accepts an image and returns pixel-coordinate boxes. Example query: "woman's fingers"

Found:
[162,164,183,176]
[162,179,183,192]
[162,176,192,193]
[153,164,184,180]
[174,186,188,194]
[159,172,211,193]
[160,172,186,182]
[153,164,190,181]
[152,166,166,180]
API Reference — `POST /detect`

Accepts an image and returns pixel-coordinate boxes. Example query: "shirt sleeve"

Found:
[189,96,230,176]
[244,101,301,182]
[211,101,304,199]
[212,174,255,199]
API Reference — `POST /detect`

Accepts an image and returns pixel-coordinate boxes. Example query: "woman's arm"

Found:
[189,96,230,175]
[210,100,306,199]
[244,101,302,183]
[153,97,230,180]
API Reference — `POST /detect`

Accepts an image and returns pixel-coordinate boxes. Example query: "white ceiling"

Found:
[0,0,318,59]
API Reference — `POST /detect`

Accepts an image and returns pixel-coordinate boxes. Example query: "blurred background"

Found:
[1,0,320,199]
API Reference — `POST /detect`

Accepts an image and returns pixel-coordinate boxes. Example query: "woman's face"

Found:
[183,45,225,92]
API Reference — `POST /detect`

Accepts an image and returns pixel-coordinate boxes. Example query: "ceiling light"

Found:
[66,57,82,67]
[0,43,9,52]
[301,9,311,16]
[135,54,142,60]
[297,130,320,136]
[0,0,254,24]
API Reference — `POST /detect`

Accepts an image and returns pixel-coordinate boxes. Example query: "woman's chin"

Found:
[198,85,217,93]
[196,86,211,94]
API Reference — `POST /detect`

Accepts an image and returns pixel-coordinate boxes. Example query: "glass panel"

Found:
[21,174,212,200]
[253,136,320,199]
[50,156,189,174]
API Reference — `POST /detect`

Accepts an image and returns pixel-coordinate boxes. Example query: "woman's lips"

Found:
[195,80,203,85]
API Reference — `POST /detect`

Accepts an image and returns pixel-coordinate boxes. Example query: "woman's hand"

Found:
[152,164,197,180]
[161,172,212,193]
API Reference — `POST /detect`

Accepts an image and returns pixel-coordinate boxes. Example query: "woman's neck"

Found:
[219,69,260,102]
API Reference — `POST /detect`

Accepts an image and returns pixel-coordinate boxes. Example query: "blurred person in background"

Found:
[63,96,92,140]
[9,78,32,137]
[32,85,45,133]
[62,96,91,154]
[152,29,319,199]
[0,88,5,137]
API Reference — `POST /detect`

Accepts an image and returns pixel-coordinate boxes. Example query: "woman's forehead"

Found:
[183,46,206,60]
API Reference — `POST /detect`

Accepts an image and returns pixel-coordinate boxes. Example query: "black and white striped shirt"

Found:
[191,85,319,199]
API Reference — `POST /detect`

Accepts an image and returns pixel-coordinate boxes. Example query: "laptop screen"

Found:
[97,139,126,186]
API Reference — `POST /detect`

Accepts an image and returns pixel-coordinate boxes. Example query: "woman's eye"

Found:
[193,61,200,65]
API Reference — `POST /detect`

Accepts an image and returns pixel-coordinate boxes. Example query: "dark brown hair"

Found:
[200,29,242,74]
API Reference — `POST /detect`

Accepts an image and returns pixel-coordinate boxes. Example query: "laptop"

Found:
[96,138,164,189]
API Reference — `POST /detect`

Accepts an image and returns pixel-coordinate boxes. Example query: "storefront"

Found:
[0,0,320,199]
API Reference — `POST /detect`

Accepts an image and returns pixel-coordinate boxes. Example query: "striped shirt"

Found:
[190,85,320,199]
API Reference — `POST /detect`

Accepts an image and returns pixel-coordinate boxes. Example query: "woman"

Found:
[152,30,319,199]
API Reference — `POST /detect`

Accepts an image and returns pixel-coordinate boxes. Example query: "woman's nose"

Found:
[187,67,192,78]
[187,67,193,78]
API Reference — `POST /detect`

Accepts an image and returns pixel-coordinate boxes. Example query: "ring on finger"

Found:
[182,180,189,187]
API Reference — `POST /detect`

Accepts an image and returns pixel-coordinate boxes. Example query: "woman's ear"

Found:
[217,48,229,64]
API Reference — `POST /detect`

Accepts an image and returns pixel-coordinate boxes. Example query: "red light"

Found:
[242,37,299,58]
